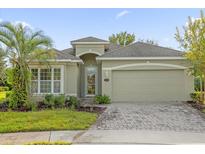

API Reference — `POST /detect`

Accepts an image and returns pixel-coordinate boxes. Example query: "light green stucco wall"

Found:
[75,44,105,56]
[101,59,194,102]
[64,63,79,96]
[101,59,190,68]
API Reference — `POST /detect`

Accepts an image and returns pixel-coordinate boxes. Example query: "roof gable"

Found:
[71,36,109,44]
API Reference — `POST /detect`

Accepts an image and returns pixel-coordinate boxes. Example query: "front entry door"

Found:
[85,67,97,96]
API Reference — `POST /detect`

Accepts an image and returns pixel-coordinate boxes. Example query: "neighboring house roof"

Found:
[105,43,122,52]
[61,48,75,55]
[53,48,81,61]
[98,42,184,58]
[71,36,109,44]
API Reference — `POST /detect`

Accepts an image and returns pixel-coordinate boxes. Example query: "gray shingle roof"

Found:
[71,36,108,43]
[100,42,184,57]
[105,43,122,52]
[52,48,81,60]
[61,48,75,55]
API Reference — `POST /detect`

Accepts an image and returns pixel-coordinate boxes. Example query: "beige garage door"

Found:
[112,70,185,102]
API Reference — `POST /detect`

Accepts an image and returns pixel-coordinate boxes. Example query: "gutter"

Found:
[96,57,186,60]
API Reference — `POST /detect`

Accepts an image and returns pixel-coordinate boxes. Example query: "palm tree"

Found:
[0,22,53,109]
[0,48,6,85]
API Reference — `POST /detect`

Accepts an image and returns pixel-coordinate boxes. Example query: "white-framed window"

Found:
[31,69,38,93]
[53,68,61,93]
[40,69,52,93]
[31,66,63,94]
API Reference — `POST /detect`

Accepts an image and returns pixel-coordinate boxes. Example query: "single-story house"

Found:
[29,36,194,102]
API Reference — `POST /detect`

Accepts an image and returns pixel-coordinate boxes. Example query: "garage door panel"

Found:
[112,70,185,102]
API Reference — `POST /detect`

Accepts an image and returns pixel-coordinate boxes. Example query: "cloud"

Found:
[116,10,130,19]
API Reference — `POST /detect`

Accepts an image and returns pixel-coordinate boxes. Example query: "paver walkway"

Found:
[91,101,205,132]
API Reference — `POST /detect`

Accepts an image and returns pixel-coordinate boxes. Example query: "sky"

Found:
[0,8,204,50]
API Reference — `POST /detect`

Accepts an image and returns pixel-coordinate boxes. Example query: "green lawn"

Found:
[0,109,97,133]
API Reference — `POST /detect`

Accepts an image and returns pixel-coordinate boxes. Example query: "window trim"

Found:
[30,65,64,95]
[53,68,62,94]
[30,68,38,94]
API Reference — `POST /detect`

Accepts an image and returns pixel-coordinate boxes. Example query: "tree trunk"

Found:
[203,74,205,104]
[200,75,203,102]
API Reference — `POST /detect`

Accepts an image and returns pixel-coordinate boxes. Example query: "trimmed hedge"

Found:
[94,95,111,104]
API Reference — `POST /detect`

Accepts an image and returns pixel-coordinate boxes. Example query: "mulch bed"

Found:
[186,101,205,111]
[78,105,107,114]
[0,100,107,114]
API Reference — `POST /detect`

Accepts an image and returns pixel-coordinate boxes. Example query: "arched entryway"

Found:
[79,53,101,97]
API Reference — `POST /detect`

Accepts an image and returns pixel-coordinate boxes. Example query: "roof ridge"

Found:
[52,48,60,51]
[71,36,108,43]
[61,47,73,51]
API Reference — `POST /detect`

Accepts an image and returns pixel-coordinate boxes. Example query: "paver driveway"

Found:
[91,101,205,132]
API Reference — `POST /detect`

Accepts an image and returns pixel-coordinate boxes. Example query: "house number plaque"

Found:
[104,78,109,82]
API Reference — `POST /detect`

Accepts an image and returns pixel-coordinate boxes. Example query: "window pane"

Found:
[40,81,51,93]
[54,81,61,93]
[40,69,51,80]
[54,68,61,80]
[31,69,38,80]
[31,81,38,93]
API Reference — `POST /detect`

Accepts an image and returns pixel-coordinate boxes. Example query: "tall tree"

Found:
[0,22,53,109]
[175,10,205,103]
[109,31,135,46]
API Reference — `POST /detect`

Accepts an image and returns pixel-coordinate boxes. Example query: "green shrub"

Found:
[25,101,37,111]
[44,94,55,109]
[70,96,79,109]
[0,86,9,92]
[94,95,111,104]
[194,76,204,91]
[190,92,201,102]
[9,90,28,110]
[6,91,11,98]
[54,94,66,108]
[0,92,6,101]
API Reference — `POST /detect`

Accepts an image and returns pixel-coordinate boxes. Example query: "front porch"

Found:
[78,53,102,98]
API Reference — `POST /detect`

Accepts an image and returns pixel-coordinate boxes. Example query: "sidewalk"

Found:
[0,131,84,145]
[74,130,205,144]
[1,130,205,144]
